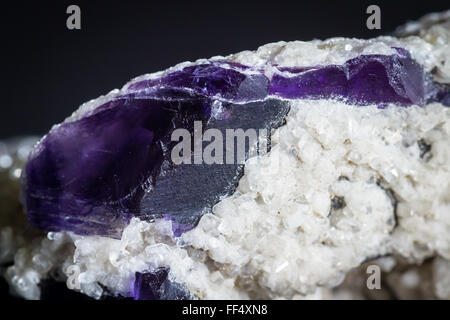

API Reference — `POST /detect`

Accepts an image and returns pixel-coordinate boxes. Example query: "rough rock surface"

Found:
[1,10,449,300]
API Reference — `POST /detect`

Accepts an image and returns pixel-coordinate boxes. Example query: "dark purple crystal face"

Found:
[132,269,191,300]
[23,49,442,238]
[436,84,450,106]
[269,51,430,106]
[127,63,269,102]
[24,91,289,236]
[24,93,210,236]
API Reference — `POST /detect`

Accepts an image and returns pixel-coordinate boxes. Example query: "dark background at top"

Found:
[0,0,449,139]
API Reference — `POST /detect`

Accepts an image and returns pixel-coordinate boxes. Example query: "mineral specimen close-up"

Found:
[1,7,450,301]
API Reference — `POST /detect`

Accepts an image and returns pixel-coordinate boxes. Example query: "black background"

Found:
[0,0,449,300]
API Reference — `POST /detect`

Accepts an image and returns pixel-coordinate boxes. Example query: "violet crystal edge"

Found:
[1,10,450,300]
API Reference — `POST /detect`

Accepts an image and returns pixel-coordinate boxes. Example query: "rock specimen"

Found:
[1,10,450,300]
[23,50,446,238]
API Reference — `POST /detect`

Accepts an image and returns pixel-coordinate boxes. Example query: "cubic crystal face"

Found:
[24,89,291,237]
[132,269,191,300]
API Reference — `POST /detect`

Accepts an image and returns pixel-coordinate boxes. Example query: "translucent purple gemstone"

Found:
[23,50,441,238]
[127,63,269,102]
[24,92,289,236]
[269,52,430,106]
[132,269,191,300]
[24,97,187,236]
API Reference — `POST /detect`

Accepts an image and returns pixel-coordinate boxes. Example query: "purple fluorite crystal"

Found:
[127,63,269,102]
[24,92,289,236]
[23,50,444,238]
[270,50,431,105]
[132,269,191,300]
